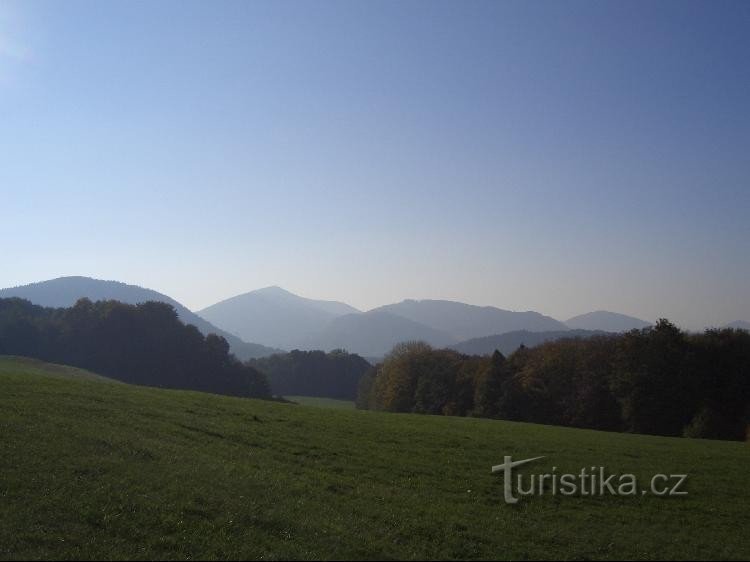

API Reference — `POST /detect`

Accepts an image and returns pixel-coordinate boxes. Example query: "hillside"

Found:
[307,310,457,356]
[0,277,279,359]
[566,310,651,332]
[198,286,360,350]
[1,356,748,560]
[451,329,606,356]
[0,298,270,398]
[727,320,750,331]
[372,299,569,340]
[248,349,371,400]
[0,355,117,383]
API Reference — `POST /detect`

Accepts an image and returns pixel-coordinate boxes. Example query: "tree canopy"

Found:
[357,321,750,441]
[248,348,371,399]
[0,297,269,399]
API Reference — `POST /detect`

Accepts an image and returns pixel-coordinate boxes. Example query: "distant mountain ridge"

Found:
[565,310,651,332]
[198,288,663,357]
[305,310,457,357]
[198,286,360,350]
[372,299,569,340]
[199,291,571,356]
[0,277,279,359]
[726,320,750,331]
[3,278,671,360]
[450,329,608,356]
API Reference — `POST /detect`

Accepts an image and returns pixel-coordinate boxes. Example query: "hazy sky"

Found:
[1,0,748,328]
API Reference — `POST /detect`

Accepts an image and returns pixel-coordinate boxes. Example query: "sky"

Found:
[1,0,748,329]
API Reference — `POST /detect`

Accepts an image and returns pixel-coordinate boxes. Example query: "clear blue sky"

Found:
[1,0,748,328]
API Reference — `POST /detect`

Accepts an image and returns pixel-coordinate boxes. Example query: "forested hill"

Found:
[358,321,750,441]
[0,297,269,398]
[249,349,371,400]
[0,277,280,360]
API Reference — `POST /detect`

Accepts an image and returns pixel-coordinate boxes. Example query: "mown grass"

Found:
[285,396,356,410]
[0,355,748,560]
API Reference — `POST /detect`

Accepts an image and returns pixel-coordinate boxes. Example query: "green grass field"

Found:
[0,355,119,383]
[1,356,748,560]
[285,396,356,409]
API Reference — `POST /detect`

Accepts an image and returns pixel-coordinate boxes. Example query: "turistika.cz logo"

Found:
[491,456,688,504]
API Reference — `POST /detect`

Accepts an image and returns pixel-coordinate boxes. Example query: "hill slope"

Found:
[248,349,371,400]
[451,329,607,356]
[1,356,748,560]
[307,310,457,356]
[727,320,750,331]
[198,286,360,350]
[0,277,278,359]
[566,310,651,332]
[372,299,569,340]
[0,355,117,383]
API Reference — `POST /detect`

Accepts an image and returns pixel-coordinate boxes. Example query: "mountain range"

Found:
[198,289,577,355]
[1,276,699,359]
[372,299,568,340]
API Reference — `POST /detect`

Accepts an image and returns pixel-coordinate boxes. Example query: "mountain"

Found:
[200,291,574,355]
[451,329,607,356]
[198,286,360,350]
[306,310,457,357]
[0,277,279,359]
[565,311,651,332]
[726,321,750,331]
[371,299,568,341]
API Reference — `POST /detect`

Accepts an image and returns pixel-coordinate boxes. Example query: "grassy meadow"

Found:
[1,355,748,560]
[284,396,356,410]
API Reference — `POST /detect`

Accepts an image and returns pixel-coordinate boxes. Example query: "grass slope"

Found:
[285,396,356,410]
[0,355,118,383]
[1,356,748,560]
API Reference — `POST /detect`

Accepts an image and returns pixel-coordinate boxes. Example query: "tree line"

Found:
[0,297,270,398]
[357,320,750,441]
[248,349,371,400]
